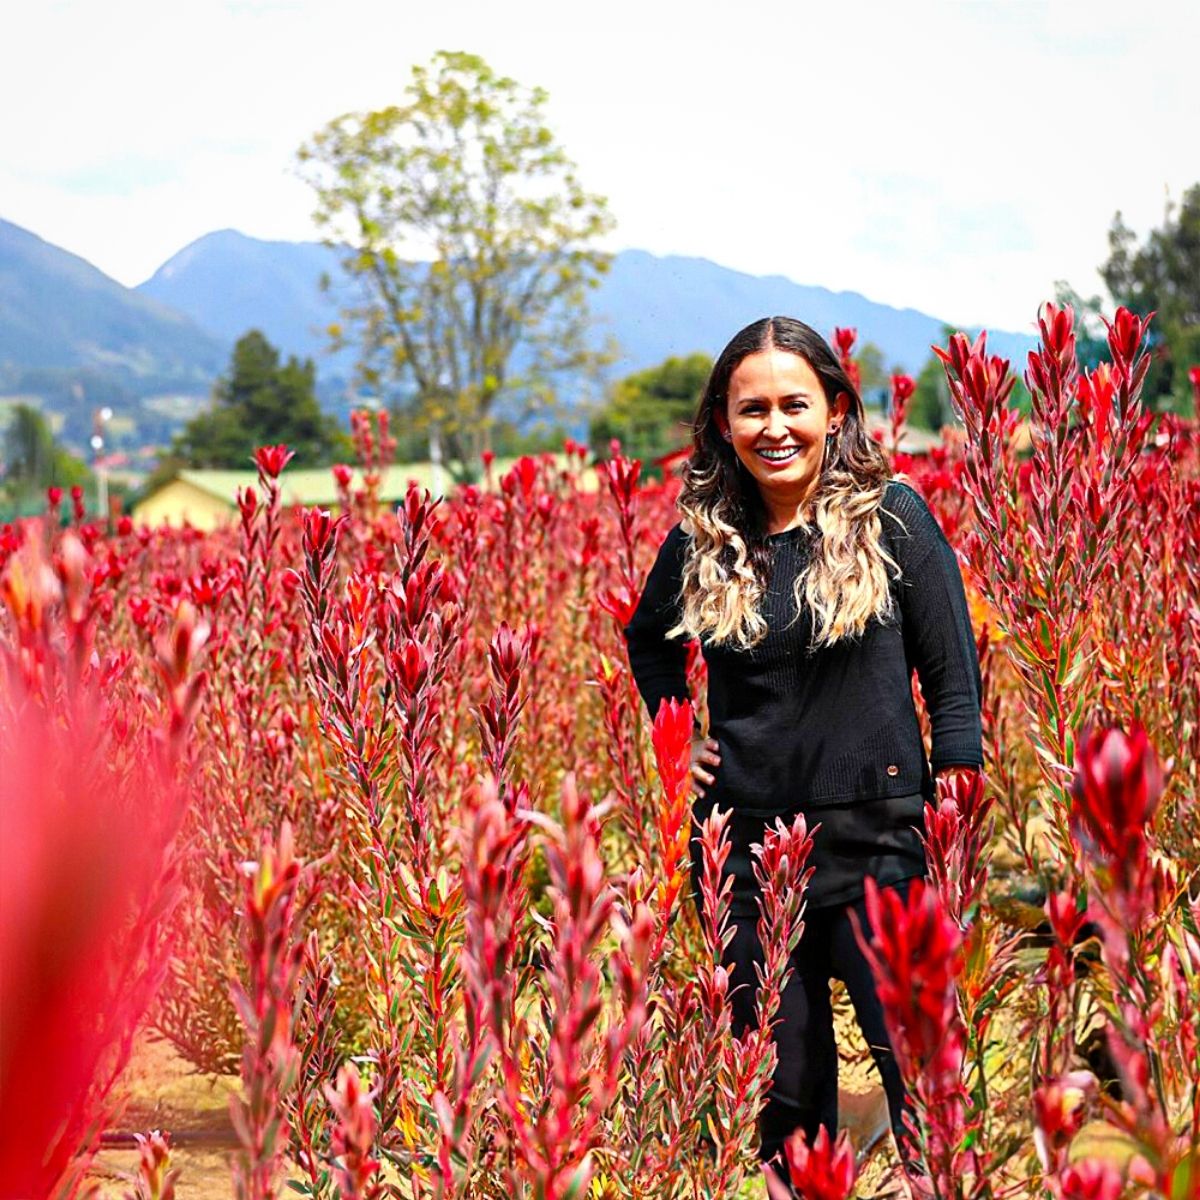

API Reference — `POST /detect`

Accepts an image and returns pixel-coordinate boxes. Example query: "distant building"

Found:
[131,455,589,530]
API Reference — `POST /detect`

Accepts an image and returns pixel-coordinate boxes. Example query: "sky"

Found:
[3,0,1197,334]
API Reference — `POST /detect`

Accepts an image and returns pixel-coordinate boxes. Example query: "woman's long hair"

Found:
[669,316,900,650]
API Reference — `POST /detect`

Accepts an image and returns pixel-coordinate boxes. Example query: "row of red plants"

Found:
[1,306,1198,1199]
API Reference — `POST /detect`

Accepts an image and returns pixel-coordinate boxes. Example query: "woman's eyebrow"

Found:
[737,391,811,405]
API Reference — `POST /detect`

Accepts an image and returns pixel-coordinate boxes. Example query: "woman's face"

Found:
[715,348,848,511]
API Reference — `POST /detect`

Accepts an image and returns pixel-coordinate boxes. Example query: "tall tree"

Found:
[1,404,90,507]
[855,341,891,413]
[588,354,711,467]
[907,325,957,431]
[1099,182,1200,412]
[172,331,344,468]
[298,50,615,479]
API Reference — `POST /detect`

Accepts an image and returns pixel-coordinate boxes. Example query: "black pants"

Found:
[715,878,918,1175]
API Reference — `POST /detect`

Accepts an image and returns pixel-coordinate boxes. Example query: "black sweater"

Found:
[622,481,983,815]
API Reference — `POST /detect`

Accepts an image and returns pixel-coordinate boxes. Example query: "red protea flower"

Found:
[921,769,992,927]
[1057,1159,1123,1200]
[1045,891,1087,950]
[500,455,538,502]
[486,621,532,698]
[1069,724,1162,883]
[891,373,916,404]
[855,877,964,1078]
[237,485,259,527]
[830,327,860,390]
[253,443,295,478]
[1032,1070,1096,1170]
[651,696,694,804]
[325,1064,383,1200]
[1101,306,1154,379]
[598,583,640,629]
[46,485,63,510]
[129,1130,180,1200]
[301,506,346,560]
[598,454,642,509]
[1037,300,1076,361]
[767,1126,856,1200]
[332,463,354,489]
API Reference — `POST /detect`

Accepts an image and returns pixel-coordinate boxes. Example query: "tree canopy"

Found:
[298,50,615,480]
[171,331,345,468]
[588,353,711,465]
[1,404,90,509]
[1068,182,1200,412]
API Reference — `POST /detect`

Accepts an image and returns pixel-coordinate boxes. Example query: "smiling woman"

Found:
[621,315,984,1193]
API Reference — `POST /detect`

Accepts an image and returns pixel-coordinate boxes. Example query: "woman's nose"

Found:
[765,408,789,437]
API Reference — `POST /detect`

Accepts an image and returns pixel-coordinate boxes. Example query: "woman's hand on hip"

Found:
[690,734,721,798]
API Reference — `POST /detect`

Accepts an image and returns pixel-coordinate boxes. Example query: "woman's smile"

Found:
[755,444,803,466]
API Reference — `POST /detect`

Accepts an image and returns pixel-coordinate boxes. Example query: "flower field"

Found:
[1,308,1198,1200]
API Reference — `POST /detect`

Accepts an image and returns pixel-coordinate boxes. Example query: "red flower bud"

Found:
[302,507,345,560]
[776,1125,856,1200]
[855,877,964,1074]
[651,696,694,804]
[487,622,530,693]
[1058,1159,1122,1200]
[1101,307,1153,377]
[599,584,640,630]
[253,444,295,478]
[890,373,916,404]
[1045,891,1087,949]
[324,1064,381,1198]
[599,455,641,508]
[1069,724,1162,878]
[237,487,259,526]
[1038,301,1075,360]
[1032,1070,1096,1169]
[392,636,431,696]
[502,455,537,501]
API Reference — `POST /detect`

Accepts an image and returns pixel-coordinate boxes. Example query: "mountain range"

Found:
[0,219,1037,453]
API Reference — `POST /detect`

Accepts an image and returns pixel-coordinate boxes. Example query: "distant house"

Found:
[132,467,416,530]
[131,455,589,530]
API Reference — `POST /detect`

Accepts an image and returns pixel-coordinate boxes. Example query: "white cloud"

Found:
[2,0,1196,328]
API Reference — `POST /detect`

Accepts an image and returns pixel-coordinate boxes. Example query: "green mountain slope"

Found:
[0,218,225,381]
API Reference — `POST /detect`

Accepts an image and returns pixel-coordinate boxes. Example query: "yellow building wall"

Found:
[131,480,234,531]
